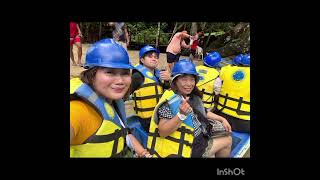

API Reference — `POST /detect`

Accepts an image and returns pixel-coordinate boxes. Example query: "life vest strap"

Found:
[154,83,160,103]
[133,106,156,112]
[84,128,128,143]
[133,93,138,114]
[203,101,214,104]
[147,147,161,158]
[201,89,214,105]
[197,76,218,88]
[149,128,159,157]
[219,94,250,104]
[218,93,250,116]
[202,90,215,96]
[138,82,159,89]
[148,128,193,147]
[178,126,186,157]
[148,119,194,157]
[164,136,193,148]
[111,149,125,157]
[176,126,193,135]
[133,94,163,101]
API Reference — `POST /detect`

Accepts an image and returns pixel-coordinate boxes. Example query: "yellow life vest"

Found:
[70,78,128,157]
[147,90,194,158]
[196,65,220,109]
[132,64,164,120]
[217,65,250,120]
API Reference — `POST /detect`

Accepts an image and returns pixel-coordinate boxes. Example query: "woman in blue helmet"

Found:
[147,59,232,158]
[70,38,151,158]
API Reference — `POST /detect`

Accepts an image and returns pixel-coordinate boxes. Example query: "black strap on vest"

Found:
[203,101,213,104]
[202,90,215,96]
[148,127,193,157]
[85,128,127,143]
[133,94,163,101]
[217,93,250,116]
[146,147,161,158]
[149,128,160,157]
[133,92,138,114]
[133,82,163,111]
[133,106,155,112]
[177,126,186,157]
[154,85,160,103]
[197,76,218,88]
[202,89,214,106]
[85,128,127,157]
[138,82,158,89]
[110,150,124,157]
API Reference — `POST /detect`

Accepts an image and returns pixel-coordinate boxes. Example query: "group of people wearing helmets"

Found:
[70,38,250,158]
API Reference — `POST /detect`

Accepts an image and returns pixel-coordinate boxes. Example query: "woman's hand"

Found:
[207,111,232,132]
[220,117,232,132]
[179,96,192,115]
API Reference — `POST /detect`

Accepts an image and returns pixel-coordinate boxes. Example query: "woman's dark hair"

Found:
[80,66,101,89]
[80,66,131,100]
[171,74,203,99]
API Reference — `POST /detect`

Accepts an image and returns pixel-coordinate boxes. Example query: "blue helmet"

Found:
[233,54,250,66]
[171,59,199,82]
[203,52,222,67]
[242,54,250,66]
[84,38,133,69]
[233,54,244,65]
[139,45,160,59]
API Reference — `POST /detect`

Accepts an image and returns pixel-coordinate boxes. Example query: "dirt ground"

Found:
[70,43,250,158]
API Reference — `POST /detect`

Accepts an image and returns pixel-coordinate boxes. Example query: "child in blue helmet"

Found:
[70,39,151,157]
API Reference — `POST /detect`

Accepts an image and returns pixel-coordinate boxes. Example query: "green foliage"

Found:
[77,22,249,55]
[127,22,170,45]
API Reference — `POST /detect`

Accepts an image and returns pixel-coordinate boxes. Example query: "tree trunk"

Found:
[169,22,185,43]
[200,22,206,31]
[191,22,197,35]
[99,22,102,40]
[156,22,161,48]
[169,22,178,43]
[203,32,212,54]
[84,23,90,43]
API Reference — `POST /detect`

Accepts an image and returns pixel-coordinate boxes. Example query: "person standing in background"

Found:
[70,22,83,67]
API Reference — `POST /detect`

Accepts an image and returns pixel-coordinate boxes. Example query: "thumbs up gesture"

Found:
[160,68,171,81]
